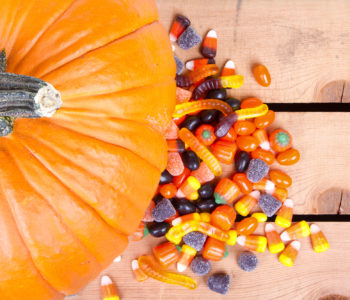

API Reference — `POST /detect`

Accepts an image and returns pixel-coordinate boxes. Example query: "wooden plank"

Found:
[156,0,350,103]
[69,223,350,300]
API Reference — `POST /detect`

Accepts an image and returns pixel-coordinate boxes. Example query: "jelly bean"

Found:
[101,275,119,300]
[251,212,268,223]
[236,136,259,152]
[277,148,300,165]
[195,124,216,146]
[221,60,236,76]
[251,148,275,165]
[275,199,293,228]
[181,115,202,132]
[265,223,285,254]
[178,26,202,50]
[169,15,191,42]
[210,140,237,164]
[269,170,292,188]
[131,259,149,282]
[206,88,227,100]
[241,97,263,109]
[207,273,231,295]
[183,231,207,251]
[142,200,155,222]
[202,237,226,261]
[211,205,236,231]
[198,182,215,199]
[235,151,251,172]
[182,150,200,171]
[234,191,260,216]
[159,170,173,185]
[200,212,211,223]
[193,75,244,99]
[273,187,288,202]
[191,162,215,184]
[176,65,219,87]
[173,167,191,188]
[148,222,171,238]
[164,120,179,139]
[224,97,240,110]
[234,120,256,136]
[159,183,177,199]
[252,128,270,150]
[279,241,300,267]
[214,178,240,204]
[269,129,292,152]
[138,255,197,289]
[152,199,176,223]
[280,221,310,242]
[172,198,197,216]
[253,64,271,87]
[174,99,232,118]
[246,158,269,183]
[221,127,237,142]
[196,199,217,213]
[238,252,258,272]
[310,224,329,253]
[233,173,253,194]
[130,221,146,241]
[190,256,211,276]
[179,128,222,176]
[153,242,180,268]
[172,212,201,226]
[177,245,197,272]
[236,217,258,236]
[258,194,282,217]
[253,178,276,194]
[254,110,275,128]
[176,87,192,104]
[186,58,215,71]
[175,55,184,75]
[200,109,220,124]
[166,152,184,176]
[177,176,201,199]
[236,235,267,253]
[201,29,217,58]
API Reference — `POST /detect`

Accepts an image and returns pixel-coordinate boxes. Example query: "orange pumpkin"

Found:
[0,0,175,299]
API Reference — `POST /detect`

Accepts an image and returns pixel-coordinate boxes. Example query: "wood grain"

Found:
[156,0,350,103]
[69,223,350,300]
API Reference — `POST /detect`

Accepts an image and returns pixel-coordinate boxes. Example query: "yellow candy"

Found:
[251,212,268,222]
[310,224,329,253]
[279,241,300,267]
[199,212,211,223]
[280,220,310,242]
[265,223,285,254]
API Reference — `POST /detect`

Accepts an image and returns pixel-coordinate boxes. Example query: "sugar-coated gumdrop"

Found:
[246,158,269,183]
[183,231,207,251]
[152,199,176,222]
[207,273,231,295]
[238,251,258,272]
[258,194,282,217]
[177,26,202,50]
[175,55,184,75]
[190,256,212,276]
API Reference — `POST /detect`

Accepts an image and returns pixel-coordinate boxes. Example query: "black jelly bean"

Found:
[148,222,171,237]
[196,198,217,213]
[215,112,238,138]
[159,170,173,185]
[200,109,219,124]
[235,151,251,173]
[181,115,201,132]
[206,89,227,100]
[182,150,200,171]
[153,194,164,204]
[172,198,197,215]
[198,182,215,199]
[225,97,240,110]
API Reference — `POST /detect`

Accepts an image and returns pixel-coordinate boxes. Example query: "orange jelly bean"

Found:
[234,120,256,136]
[269,170,292,188]
[236,217,258,235]
[236,135,259,152]
[173,167,191,188]
[241,97,263,109]
[251,148,275,165]
[254,110,275,128]
[253,64,271,87]
[211,205,236,231]
[277,148,300,166]
[233,173,253,194]
[221,127,237,142]
[202,237,226,261]
[159,183,178,199]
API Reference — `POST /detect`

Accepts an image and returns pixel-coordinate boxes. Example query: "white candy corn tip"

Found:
[171,44,175,52]
[250,190,260,199]
[260,141,271,150]
[185,60,194,71]
[101,275,112,286]
[224,60,235,69]
[131,259,139,270]
[280,231,291,242]
[206,29,217,38]
[284,199,293,208]
[169,34,176,42]
[310,224,321,234]
[236,235,246,246]
[113,256,121,262]
[177,263,187,272]
[265,180,276,194]
[265,223,275,232]
[290,240,301,251]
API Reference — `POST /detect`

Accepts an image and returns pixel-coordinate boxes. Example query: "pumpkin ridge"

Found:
[15,133,148,234]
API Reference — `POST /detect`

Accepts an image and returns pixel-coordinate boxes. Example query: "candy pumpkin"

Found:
[0,0,175,299]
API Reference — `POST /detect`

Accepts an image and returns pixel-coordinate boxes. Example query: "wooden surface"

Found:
[69,0,350,299]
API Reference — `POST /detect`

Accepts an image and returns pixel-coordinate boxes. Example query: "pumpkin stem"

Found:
[0,49,62,136]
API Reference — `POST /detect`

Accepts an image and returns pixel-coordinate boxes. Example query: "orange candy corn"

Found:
[265,223,285,253]
[101,275,120,300]
[177,245,197,272]
[279,241,300,267]
[253,128,270,150]
[310,224,329,253]
[236,235,267,253]
[201,29,217,58]
[280,221,310,242]
[131,260,148,282]
[186,58,215,71]
[235,190,260,216]
[275,199,293,228]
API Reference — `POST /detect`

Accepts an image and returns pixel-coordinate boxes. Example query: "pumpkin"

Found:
[0,0,175,299]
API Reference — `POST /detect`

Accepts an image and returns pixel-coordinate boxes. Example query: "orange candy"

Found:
[269,129,292,152]
[164,120,179,139]
[202,237,226,261]
[221,60,236,76]
[131,260,149,282]
[211,205,237,231]
[166,152,185,176]
[214,178,240,204]
[234,191,260,216]
[176,87,192,104]
[277,148,300,166]
[253,64,271,87]
[234,120,256,136]
[254,110,275,128]
[169,14,190,42]
[173,167,191,187]
[130,222,146,241]
[201,29,217,58]
[241,97,263,109]
[191,162,215,184]
[195,124,216,146]
[269,170,292,188]
[167,139,185,153]
[159,183,178,199]
[252,128,270,150]
[273,187,288,202]
[233,173,253,194]
[221,127,237,142]
[211,140,237,164]
[142,201,155,222]
[236,217,258,235]
[251,148,275,165]
[153,242,179,268]
[101,275,120,300]
[236,135,259,152]
[173,115,186,126]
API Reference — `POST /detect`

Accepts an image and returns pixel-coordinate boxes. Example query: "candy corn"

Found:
[100,275,119,300]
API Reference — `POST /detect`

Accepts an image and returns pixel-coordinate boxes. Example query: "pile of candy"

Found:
[100,15,330,299]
